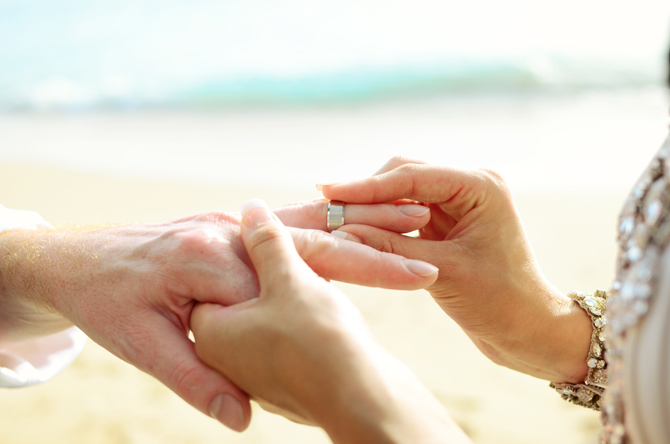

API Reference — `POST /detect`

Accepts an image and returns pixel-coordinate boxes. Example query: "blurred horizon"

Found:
[1,0,669,111]
[1,4,670,443]
[1,1,670,198]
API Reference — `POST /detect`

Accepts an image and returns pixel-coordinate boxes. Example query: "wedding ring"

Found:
[327,200,345,232]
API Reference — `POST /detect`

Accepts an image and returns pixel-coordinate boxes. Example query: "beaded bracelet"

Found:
[550,290,609,411]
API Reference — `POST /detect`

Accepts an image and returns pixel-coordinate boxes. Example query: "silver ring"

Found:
[327,200,345,232]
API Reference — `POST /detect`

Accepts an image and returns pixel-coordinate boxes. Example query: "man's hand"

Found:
[0,199,438,431]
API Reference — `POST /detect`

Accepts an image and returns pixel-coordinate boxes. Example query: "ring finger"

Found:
[275,200,430,234]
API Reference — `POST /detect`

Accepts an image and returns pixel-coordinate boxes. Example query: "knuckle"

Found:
[174,227,225,256]
[298,202,323,226]
[195,211,241,226]
[294,229,331,263]
[397,164,423,189]
[478,168,510,193]
[386,155,407,169]
[164,213,239,258]
[386,155,425,170]
[247,224,286,253]
[376,235,405,256]
[396,162,420,173]
[172,361,207,396]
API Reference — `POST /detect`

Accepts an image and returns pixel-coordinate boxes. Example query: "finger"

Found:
[135,317,251,432]
[335,224,448,268]
[288,227,438,290]
[191,304,270,417]
[192,303,316,426]
[373,156,427,176]
[240,199,313,290]
[274,201,430,234]
[180,252,260,305]
[321,165,493,220]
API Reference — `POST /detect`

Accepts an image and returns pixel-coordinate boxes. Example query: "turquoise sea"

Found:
[1,0,669,111]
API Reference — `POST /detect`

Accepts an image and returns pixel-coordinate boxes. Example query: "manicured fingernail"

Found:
[330,230,362,243]
[241,199,273,227]
[316,183,340,191]
[397,205,430,217]
[210,394,246,432]
[402,259,439,277]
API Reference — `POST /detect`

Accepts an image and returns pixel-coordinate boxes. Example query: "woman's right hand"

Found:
[191,199,470,444]
[321,157,593,383]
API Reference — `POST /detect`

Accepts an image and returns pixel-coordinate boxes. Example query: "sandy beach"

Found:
[0,163,619,444]
[0,91,667,443]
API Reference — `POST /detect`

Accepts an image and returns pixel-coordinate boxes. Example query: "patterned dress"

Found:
[600,133,670,443]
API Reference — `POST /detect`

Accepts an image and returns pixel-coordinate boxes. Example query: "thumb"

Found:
[240,199,312,290]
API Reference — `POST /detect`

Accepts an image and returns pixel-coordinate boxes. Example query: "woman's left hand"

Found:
[320,157,593,384]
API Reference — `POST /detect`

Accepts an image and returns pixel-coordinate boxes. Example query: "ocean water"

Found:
[0,0,669,110]
[1,88,668,195]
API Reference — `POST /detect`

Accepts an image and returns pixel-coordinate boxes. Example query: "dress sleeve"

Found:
[0,204,88,388]
[620,245,670,444]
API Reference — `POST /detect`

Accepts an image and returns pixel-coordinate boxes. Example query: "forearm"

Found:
[0,209,90,389]
[307,342,471,444]
[0,228,97,342]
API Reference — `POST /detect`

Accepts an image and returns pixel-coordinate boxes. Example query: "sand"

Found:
[3,89,669,443]
[0,160,629,444]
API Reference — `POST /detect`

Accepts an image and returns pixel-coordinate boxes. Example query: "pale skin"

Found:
[0,199,437,432]
[320,157,593,384]
[191,200,472,444]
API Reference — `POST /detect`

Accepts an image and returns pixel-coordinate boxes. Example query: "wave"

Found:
[1,0,667,111]
[0,57,664,111]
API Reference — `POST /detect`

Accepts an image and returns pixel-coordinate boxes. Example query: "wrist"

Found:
[521,285,592,383]
[543,293,592,383]
[0,230,73,341]
[482,281,592,383]
[304,339,467,444]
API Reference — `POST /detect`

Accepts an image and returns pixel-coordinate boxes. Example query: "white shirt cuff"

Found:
[0,203,54,231]
[0,204,88,388]
[0,327,88,388]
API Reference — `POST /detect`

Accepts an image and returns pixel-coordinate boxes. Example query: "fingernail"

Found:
[330,230,362,243]
[397,205,430,217]
[402,259,439,277]
[210,394,246,432]
[316,182,340,191]
[330,230,348,239]
[241,199,272,227]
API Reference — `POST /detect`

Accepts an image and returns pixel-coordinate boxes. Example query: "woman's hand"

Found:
[320,157,593,383]
[191,199,470,444]
[274,199,438,289]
